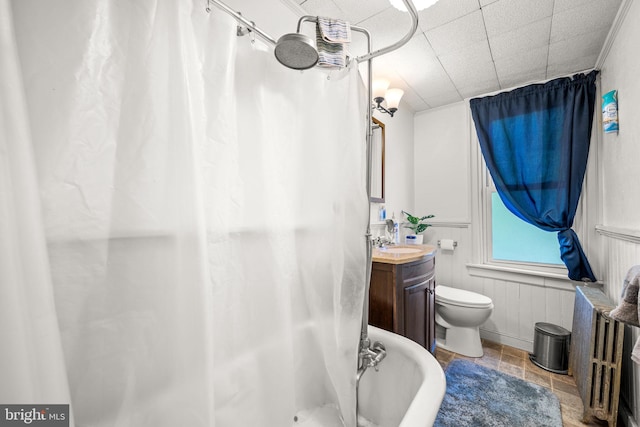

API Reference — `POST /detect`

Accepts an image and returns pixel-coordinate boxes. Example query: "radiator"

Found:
[569,286,625,427]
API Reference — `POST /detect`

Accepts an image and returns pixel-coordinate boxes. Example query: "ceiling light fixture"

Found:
[372,78,404,117]
[389,0,439,12]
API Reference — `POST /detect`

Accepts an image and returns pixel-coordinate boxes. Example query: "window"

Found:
[490,192,563,265]
[470,72,598,281]
[473,129,588,277]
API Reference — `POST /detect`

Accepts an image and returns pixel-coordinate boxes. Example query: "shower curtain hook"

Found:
[236,13,255,39]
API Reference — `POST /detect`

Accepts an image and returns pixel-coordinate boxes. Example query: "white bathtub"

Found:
[294,325,446,427]
[358,326,446,427]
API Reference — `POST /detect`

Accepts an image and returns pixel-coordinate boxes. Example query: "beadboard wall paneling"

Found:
[598,229,640,425]
[478,276,575,352]
[422,224,577,352]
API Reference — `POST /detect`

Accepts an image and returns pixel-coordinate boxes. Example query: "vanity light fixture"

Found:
[372,78,404,117]
[389,0,439,12]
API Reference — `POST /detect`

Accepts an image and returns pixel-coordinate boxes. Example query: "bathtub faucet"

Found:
[369,341,386,368]
[357,340,387,381]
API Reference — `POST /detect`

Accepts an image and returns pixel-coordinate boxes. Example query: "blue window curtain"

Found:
[470,71,598,282]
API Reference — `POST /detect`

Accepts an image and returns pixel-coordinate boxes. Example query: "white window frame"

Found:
[482,168,570,276]
[469,113,595,281]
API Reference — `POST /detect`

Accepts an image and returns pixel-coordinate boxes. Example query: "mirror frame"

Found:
[370,117,385,203]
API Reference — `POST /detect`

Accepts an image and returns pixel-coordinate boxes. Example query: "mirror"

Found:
[370,117,385,202]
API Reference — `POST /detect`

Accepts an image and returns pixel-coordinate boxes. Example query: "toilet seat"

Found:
[436,285,493,309]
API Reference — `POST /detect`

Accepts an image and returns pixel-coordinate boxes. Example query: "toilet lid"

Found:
[436,285,493,308]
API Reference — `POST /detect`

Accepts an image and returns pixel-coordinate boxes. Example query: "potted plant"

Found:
[401,210,435,244]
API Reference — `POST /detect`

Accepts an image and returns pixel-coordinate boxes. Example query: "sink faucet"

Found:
[372,236,394,248]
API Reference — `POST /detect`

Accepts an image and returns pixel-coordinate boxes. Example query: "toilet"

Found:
[435,285,494,357]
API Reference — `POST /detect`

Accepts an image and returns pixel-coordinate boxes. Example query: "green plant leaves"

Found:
[401,210,435,234]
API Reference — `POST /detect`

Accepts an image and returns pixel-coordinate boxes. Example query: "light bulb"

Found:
[389,0,439,12]
[372,79,390,101]
[385,88,404,111]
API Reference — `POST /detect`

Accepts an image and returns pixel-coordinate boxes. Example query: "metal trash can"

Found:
[529,322,571,374]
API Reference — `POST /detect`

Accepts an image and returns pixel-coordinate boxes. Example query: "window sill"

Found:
[466,263,601,291]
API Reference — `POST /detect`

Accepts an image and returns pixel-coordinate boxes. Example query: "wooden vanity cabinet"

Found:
[369,254,436,353]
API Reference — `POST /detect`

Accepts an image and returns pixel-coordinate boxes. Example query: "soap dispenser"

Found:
[379,205,386,221]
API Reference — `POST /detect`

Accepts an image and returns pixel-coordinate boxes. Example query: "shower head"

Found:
[274,33,318,70]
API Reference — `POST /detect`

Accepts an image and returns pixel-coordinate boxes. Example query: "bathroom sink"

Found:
[382,247,423,254]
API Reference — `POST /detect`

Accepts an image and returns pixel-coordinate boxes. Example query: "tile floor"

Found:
[434,340,611,427]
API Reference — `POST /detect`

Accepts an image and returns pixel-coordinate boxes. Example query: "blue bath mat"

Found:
[434,359,562,427]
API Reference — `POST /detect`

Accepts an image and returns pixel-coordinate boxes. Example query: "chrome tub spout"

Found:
[357,340,387,382]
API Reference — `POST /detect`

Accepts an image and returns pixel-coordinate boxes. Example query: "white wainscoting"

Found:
[473,273,576,352]
[597,225,640,427]
[426,224,578,353]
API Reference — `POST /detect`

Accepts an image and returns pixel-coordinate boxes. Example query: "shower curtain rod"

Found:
[205,0,419,63]
[206,0,277,46]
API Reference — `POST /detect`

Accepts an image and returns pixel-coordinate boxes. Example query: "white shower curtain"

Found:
[1,1,368,426]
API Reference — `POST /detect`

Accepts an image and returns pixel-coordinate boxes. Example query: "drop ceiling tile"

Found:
[384,33,437,63]
[489,18,551,60]
[332,0,392,24]
[494,46,548,79]
[550,0,622,43]
[357,7,423,51]
[438,39,496,86]
[369,54,397,76]
[553,0,614,14]
[297,0,342,19]
[380,74,410,95]
[392,39,459,100]
[548,28,610,65]
[422,89,463,109]
[494,46,548,88]
[348,20,416,58]
[482,0,554,38]
[370,64,406,90]
[458,78,501,99]
[407,63,458,97]
[498,68,548,90]
[408,99,432,112]
[400,89,430,111]
[426,10,487,56]
[546,28,607,78]
[418,0,480,31]
[382,35,436,70]
[546,54,598,78]
[552,0,589,13]
[400,58,453,93]
[369,34,436,76]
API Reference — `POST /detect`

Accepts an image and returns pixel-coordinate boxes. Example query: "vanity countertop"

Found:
[372,244,437,265]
